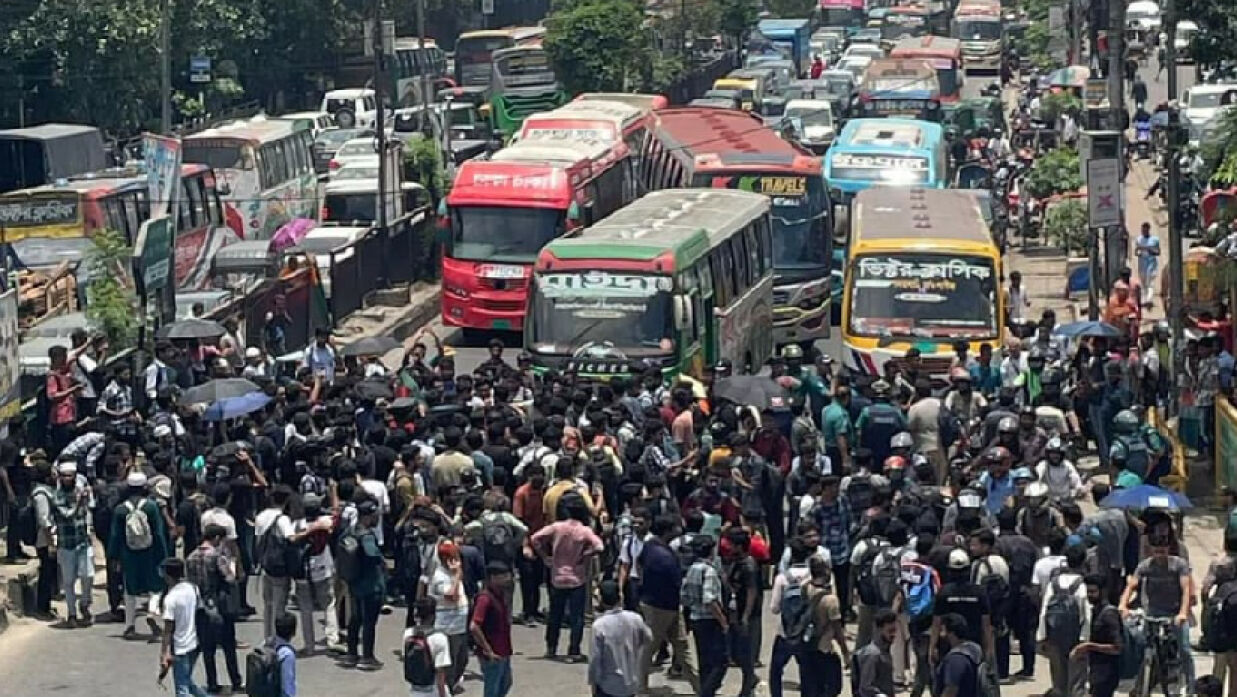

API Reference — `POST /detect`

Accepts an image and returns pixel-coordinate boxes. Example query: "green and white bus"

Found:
[526,189,775,379]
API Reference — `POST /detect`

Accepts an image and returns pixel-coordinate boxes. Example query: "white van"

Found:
[320,89,379,130]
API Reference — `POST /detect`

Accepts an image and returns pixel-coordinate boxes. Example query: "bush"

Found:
[1041,91,1082,123]
[1025,147,1084,200]
[1041,199,1089,254]
[84,229,139,350]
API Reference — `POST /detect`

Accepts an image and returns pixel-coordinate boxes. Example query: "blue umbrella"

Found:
[1053,320,1123,339]
[203,392,272,422]
[1099,484,1193,511]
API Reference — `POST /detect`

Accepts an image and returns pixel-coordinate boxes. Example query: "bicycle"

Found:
[1129,612,1183,697]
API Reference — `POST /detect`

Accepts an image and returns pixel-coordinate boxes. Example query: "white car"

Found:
[842,44,884,62]
[1174,20,1198,62]
[1126,0,1161,31]
[320,88,379,130]
[331,157,381,181]
[834,56,873,83]
[271,111,335,139]
[326,137,380,176]
[291,225,371,298]
[1181,83,1237,129]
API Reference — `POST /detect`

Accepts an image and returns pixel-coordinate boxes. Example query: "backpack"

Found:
[1043,572,1085,648]
[123,499,154,551]
[403,630,437,687]
[479,514,518,565]
[245,640,290,697]
[871,548,902,606]
[1202,577,1237,652]
[974,557,1011,629]
[939,405,963,450]
[335,529,362,583]
[847,473,874,513]
[901,560,940,621]
[1117,611,1146,681]
[855,543,889,606]
[778,568,808,637]
[258,515,297,578]
[783,586,829,651]
[949,642,1001,697]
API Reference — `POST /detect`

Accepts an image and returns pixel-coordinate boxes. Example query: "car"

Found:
[1126,0,1161,31]
[290,225,372,298]
[834,55,873,83]
[320,88,379,129]
[1174,20,1198,62]
[842,44,884,62]
[313,127,373,175]
[271,111,335,139]
[331,158,381,182]
[1181,83,1237,130]
[326,137,381,176]
[850,28,883,46]
[784,99,835,153]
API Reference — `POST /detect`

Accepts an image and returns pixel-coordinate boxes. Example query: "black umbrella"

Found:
[712,375,791,409]
[179,378,263,406]
[156,317,227,340]
[339,336,402,357]
[352,378,394,401]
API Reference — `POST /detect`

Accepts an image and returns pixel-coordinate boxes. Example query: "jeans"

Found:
[855,603,876,651]
[201,616,242,689]
[517,554,544,618]
[261,574,291,639]
[768,635,798,697]
[447,632,470,687]
[692,617,729,697]
[800,650,843,697]
[347,591,381,659]
[909,633,932,697]
[1045,642,1088,697]
[640,602,698,693]
[728,620,758,696]
[4,495,28,559]
[832,562,852,619]
[1089,404,1111,466]
[295,577,340,648]
[546,584,586,655]
[35,545,56,614]
[57,545,93,618]
[172,650,208,697]
[480,656,513,697]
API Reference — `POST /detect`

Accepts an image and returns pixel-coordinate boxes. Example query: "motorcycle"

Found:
[1135,117,1153,160]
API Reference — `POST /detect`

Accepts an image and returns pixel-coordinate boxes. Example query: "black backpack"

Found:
[257,515,305,579]
[847,473,874,512]
[975,557,1011,629]
[783,586,829,651]
[855,543,888,606]
[1203,577,1237,652]
[939,405,963,450]
[404,630,437,687]
[334,529,363,583]
[245,640,290,697]
[479,514,518,565]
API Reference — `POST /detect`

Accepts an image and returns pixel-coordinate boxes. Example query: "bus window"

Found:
[759,218,773,272]
[745,227,762,276]
[731,237,751,290]
[714,250,735,306]
[185,176,208,228]
[681,269,700,344]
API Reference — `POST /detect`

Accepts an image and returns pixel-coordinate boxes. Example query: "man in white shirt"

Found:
[255,487,329,639]
[145,343,177,400]
[301,329,337,384]
[359,475,390,547]
[769,538,817,697]
[294,493,341,654]
[1037,544,1090,697]
[159,558,207,697]
[404,597,452,697]
[1007,271,1032,323]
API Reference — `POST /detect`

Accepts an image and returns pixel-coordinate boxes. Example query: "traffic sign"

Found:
[133,216,173,293]
[482,0,495,14]
[1087,158,1122,228]
[189,56,211,84]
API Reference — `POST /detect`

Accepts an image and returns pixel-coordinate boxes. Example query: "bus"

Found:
[818,0,865,30]
[489,45,570,137]
[515,100,652,184]
[526,189,774,379]
[182,117,317,241]
[454,26,547,88]
[841,187,1002,383]
[640,107,833,348]
[881,4,950,45]
[574,93,670,111]
[0,124,108,195]
[334,38,449,109]
[889,36,964,103]
[856,59,943,121]
[952,1,1004,74]
[0,164,228,289]
[440,138,634,332]
[825,119,948,207]
[756,18,813,77]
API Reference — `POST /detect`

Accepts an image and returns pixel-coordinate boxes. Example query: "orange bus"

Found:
[440,138,635,331]
[889,36,964,103]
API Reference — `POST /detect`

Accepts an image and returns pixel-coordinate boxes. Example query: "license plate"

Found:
[492,319,511,330]
[479,264,524,279]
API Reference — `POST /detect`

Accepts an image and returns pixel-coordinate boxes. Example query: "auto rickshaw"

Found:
[1126,25,1148,62]
[954,161,993,189]
[949,96,1006,137]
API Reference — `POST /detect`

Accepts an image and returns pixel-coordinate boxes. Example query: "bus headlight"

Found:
[445,284,470,298]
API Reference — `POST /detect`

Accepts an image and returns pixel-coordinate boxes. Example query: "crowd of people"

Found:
[3,306,1237,697]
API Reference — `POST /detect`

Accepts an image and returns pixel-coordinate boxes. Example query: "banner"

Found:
[143,133,182,222]
[0,290,19,419]
[1217,396,1237,491]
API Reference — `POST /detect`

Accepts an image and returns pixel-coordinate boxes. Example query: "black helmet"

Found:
[1028,347,1047,363]
[1041,366,1064,386]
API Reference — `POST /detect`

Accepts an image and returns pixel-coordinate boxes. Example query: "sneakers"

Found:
[564,654,587,664]
[357,657,384,671]
[122,626,140,640]
[146,616,163,637]
[79,608,92,626]
[338,654,359,669]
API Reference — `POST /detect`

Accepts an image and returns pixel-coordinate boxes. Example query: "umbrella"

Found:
[712,375,791,410]
[1099,484,1193,511]
[1052,320,1123,339]
[1047,65,1090,88]
[179,378,262,406]
[157,317,227,340]
[270,218,316,252]
[203,392,272,421]
[339,335,402,357]
[209,441,250,460]
[352,378,394,401]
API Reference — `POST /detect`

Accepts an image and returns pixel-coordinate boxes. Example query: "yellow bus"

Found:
[841,187,1003,383]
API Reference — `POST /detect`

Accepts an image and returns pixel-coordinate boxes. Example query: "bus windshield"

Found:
[831,152,931,184]
[494,51,556,88]
[451,206,562,263]
[848,253,997,339]
[882,17,926,40]
[957,19,1002,40]
[183,142,251,170]
[529,272,676,355]
[456,37,510,86]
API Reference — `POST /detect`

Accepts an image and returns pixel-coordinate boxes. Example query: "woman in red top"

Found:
[46,345,81,455]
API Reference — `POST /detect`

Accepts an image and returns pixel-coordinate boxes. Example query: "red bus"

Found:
[638,107,833,347]
[440,138,635,331]
[889,36,964,103]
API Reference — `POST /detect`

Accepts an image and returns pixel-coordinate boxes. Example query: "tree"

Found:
[1025,147,1084,199]
[1041,198,1088,255]
[717,0,759,47]
[1201,101,1237,186]
[764,0,816,18]
[85,229,139,350]
[544,0,646,95]
[1179,0,1237,68]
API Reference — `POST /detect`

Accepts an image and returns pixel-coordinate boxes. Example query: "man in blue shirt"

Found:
[969,343,1002,398]
[814,474,854,620]
[976,447,1015,516]
[272,612,297,697]
[638,515,699,695]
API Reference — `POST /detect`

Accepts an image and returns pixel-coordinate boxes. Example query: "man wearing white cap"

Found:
[107,470,172,639]
[242,347,273,380]
[53,458,95,627]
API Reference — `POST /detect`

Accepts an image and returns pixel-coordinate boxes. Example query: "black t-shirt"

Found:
[934,581,990,644]
[176,496,204,555]
[1088,604,1123,679]
[727,555,763,624]
[934,643,980,697]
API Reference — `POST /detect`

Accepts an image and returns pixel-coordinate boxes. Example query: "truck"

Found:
[952,0,1003,74]
[755,19,813,78]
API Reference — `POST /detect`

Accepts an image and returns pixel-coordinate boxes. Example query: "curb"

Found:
[335,282,442,347]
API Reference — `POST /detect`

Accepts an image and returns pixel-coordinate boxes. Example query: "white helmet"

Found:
[891,432,914,450]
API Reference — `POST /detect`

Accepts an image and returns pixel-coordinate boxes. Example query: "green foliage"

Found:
[1201,108,1237,185]
[84,229,139,350]
[1021,23,1054,70]
[1025,147,1083,199]
[717,0,760,45]
[1179,0,1237,67]
[1041,91,1081,123]
[1041,199,1088,254]
[404,135,446,203]
[544,0,646,95]
[764,0,817,18]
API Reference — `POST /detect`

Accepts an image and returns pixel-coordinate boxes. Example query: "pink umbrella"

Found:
[269,218,316,252]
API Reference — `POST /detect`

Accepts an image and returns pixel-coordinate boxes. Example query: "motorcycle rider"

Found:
[1015,481,1065,549]
[1033,437,1085,502]
[988,416,1022,463]
[1015,347,1049,407]
[890,432,930,471]
[982,388,1019,445]
[976,446,1016,516]
[944,367,988,426]
[856,380,908,467]
[1034,367,1080,440]
[1015,405,1049,467]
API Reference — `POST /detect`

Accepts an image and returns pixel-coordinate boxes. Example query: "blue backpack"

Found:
[901,559,939,621]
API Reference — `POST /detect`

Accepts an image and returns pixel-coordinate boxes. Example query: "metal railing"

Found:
[324,207,436,325]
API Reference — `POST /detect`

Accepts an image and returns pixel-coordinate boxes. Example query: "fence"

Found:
[204,267,329,357]
[662,51,741,105]
[325,208,436,326]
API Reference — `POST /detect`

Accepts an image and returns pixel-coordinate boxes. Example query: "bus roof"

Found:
[758,18,812,32]
[448,160,573,209]
[457,26,545,41]
[574,93,669,111]
[851,187,992,247]
[8,174,144,197]
[650,107,819,172]
[186,117,304,144]
[549,100,645,125]
[540,189,770,268]
[0,123,101,141]
[491,137,620,168]
[836,118,942,151]
[890,35,963,56]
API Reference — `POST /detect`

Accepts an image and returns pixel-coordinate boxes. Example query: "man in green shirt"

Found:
[822,385,854,473]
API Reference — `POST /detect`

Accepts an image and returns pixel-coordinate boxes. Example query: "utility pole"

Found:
[1106,0,1126,130]
[1068,0,1081,66]
[160,0,172,134]
[416,0,430,112]
[1164,0,1186,415]
[372,1,391,286]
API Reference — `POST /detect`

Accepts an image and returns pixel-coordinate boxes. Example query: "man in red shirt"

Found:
[46,346,81,455]
[470,561,515,697]
[512,462,547,625]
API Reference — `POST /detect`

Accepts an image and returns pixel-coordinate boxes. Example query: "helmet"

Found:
[1026,482,1049,499]
[781,344,804,360]
[958,490,983,509]
[1113,409,1139,434]
[1045,436,1065,453]
[884,455,908,471]
[712,358,733,375]
[985,446,1011,463]
[871,379,892,399]
[1027,346,1047,363]
[1018,405,1036,418]
[950,366,971,382]
[997,416,1018,434]
[1041,367,1064,387]
[1012,467,1034,481]
[891,432,914,450]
